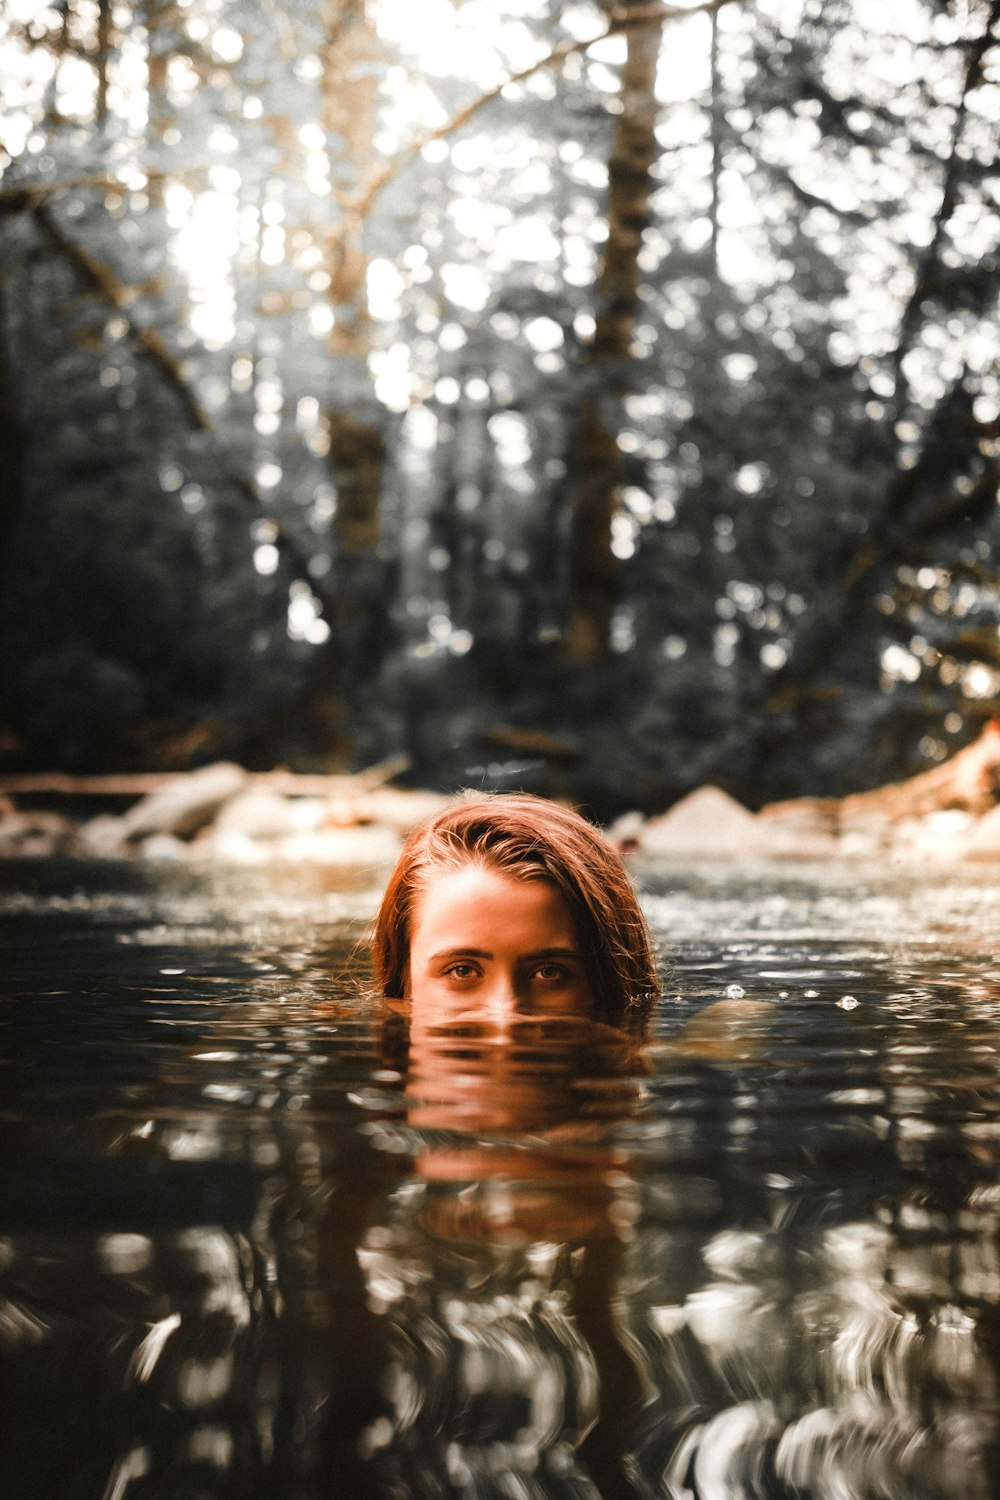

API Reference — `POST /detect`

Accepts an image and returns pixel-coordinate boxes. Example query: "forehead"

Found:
[409,863,577,950]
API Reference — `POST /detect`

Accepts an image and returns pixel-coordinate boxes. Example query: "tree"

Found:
[0,0,996,799]
[565,2,666,666]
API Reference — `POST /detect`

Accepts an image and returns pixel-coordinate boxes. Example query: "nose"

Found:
[481,967,521,1033]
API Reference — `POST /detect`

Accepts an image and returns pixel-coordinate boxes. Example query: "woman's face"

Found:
[406,862,595,1025]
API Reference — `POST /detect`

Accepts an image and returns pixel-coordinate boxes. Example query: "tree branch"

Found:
[890,0,1000,390]
[771,163,879,228]
[0,755,411,798]
[0,167,207,209]
[28,201,326,591]
[33,200,215,434]
[337,0,753,230]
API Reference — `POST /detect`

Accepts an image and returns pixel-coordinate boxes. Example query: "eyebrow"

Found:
[428,947,583,962]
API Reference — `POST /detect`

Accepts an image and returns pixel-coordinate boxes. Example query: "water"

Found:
[2,857,999,1500]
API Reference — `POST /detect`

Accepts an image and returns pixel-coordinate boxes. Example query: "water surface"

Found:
[2,857,999,1499]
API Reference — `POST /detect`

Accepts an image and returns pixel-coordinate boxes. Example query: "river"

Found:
[2,856,999,1499]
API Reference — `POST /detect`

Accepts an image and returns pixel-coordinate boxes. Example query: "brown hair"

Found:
[372,793,658,1028]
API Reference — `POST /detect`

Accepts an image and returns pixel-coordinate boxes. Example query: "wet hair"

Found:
[372,793,658,1028]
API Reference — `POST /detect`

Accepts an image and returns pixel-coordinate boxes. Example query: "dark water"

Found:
[2,857,999,1500]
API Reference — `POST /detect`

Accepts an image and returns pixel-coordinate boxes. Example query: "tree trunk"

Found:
[565,4,662,665]
[95,0,112,125]
[564,403,626,665]
[760,718,1000,824]
[709,9,722,277]
[322,0,384,561]
[142,0,171,207]
[0,286,25,584]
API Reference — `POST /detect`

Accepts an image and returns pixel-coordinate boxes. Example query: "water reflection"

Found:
[3,863,1000,1497]
[618,978,1000,1500]
[358,1006,647,1497]
[623,1192,1000,1499]
[357,978,1000,1499]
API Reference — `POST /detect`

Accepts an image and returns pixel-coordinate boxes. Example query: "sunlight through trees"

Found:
[0,0,997,803]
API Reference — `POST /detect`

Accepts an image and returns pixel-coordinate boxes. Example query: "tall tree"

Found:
[565,2,664,666]
[323,0,385,564]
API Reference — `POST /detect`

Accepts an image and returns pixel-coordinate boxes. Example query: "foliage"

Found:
[0,0,997,803]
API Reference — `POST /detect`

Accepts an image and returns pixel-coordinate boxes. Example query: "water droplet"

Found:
[837,995,859,1010]
[725,984,746,999]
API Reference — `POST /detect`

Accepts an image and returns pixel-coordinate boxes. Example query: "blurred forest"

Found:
[0,0,998,814]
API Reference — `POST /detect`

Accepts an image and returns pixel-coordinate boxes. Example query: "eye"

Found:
[532,962,570,983]
[442,961,481,981]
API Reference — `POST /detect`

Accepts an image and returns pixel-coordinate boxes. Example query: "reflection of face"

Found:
[407,864,594,1026]
[394,865,637,1209]
[403,864,596,1146]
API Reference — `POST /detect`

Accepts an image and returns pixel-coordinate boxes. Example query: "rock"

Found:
[757,798,840,835]
[889,809,974,863]
[835,808,893,858]
[324,787,456,834]
[631,786,842,862]
[138,833,188,861]
[633,786,777,861]
[839,719,1000,821]
[271,825,404,866]
[960,803,1000,861]
[836,827,890,859]
[607,810,646,850]
[75,813,128,857]
[764,827,842,860]
[761,797,896,858]
[213,786,324,839]
[121,762,248,841]
[753,798,842,859]
[0,809,76,857]
[195,827,270,865]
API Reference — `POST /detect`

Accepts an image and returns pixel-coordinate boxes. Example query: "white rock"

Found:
[634,786,779,862]
[890,810,973,862]
[757,800,837,834]
[138,833,188,861]
[960,803,1000,861]
[837,829,890,859]
[213,786,324,839]
[0,810,76,857]
[761,827,841,860]
[121,763,248,841]
[272,825,404,866]
[838,809,894,838]
[195,828,270,865]
[76,814,128,857]
[753,804,841,858]
[326,787,455,834]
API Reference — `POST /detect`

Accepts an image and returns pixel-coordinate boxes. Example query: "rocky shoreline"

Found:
[613,781,1000,865]
[1,722,999,867]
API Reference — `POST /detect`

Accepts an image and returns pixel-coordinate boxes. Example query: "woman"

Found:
[362,795,657,1497]
[371,786,659,1032]
[371,792,659,1032]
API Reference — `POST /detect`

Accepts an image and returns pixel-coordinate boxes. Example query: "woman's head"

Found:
[372,793,658,1028]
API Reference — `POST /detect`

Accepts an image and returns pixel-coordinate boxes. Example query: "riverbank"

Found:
[2,722,999,866]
